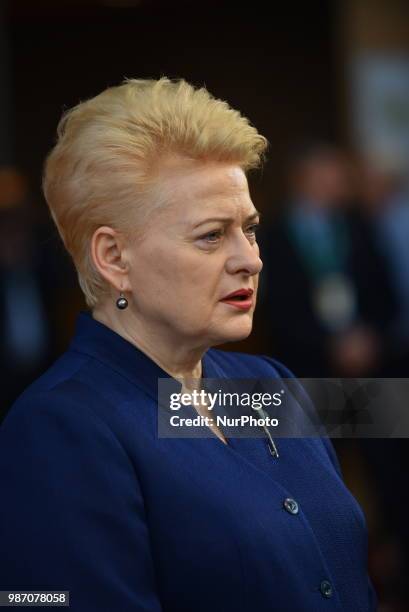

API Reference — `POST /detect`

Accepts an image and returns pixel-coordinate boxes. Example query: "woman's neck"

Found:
[92,305,204,389]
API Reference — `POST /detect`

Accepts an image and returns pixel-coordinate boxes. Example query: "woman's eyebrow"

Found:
[191,210,260,230]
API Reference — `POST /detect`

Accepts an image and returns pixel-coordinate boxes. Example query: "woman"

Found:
[0,78,376,611]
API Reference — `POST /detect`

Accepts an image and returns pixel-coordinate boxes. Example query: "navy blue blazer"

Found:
[0,312,377,611]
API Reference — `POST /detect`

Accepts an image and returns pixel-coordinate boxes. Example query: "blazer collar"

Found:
[68,311,224,401]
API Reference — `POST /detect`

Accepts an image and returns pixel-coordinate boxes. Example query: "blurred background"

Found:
[1,0,408,608]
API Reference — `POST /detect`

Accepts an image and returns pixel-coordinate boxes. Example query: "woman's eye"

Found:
[198,223,259,245]
[201,230,223,243]
[245,224,260,239]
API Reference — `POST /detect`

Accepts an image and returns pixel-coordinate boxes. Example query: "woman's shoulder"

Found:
[2,348,120,439]
[3,372,108,439]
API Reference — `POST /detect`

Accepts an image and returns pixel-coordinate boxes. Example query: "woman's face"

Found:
[125,161,263,349]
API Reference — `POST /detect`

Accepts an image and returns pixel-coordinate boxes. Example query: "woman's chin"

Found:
[215,318,253,344]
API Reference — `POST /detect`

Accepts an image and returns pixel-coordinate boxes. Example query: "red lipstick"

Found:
[220,288,254,311]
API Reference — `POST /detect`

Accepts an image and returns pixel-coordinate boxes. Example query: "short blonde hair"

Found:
[43,77,268,308]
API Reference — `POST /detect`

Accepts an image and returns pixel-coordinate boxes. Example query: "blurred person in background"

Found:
[258,142,398,378]
[353,158,409,607]
[357,158,409,376]
[0,167,53,417]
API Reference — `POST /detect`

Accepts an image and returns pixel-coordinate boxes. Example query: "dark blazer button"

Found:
[320,580,333,598]
[283,497,299,515]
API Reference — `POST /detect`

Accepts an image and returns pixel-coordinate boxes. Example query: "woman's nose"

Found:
[225,233,263,276]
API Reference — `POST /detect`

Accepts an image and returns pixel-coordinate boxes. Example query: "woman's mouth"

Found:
[220,289,254,311]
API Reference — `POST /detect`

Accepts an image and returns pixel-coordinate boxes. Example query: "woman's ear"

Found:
[90,226,131,292]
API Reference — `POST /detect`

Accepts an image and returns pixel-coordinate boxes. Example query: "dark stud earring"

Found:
[116,292,128,310]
